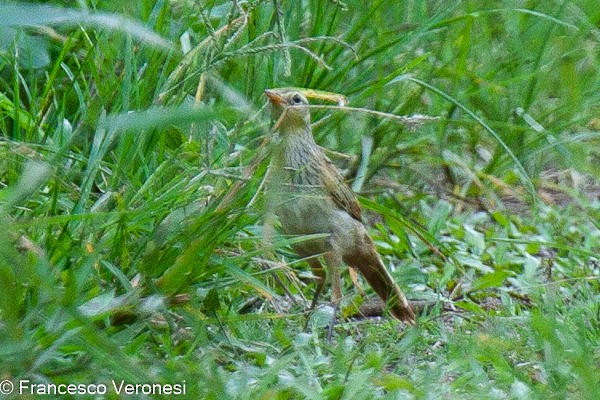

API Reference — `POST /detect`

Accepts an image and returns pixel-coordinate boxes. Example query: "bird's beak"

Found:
[264,89,285,105]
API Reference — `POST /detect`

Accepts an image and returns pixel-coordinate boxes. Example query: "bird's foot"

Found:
[303,304,339,342]
[326,302,339,343]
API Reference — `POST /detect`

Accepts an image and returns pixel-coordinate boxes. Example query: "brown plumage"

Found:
[265,88,415,324]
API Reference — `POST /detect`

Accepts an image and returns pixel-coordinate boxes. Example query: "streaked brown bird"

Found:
[265,88,415,325]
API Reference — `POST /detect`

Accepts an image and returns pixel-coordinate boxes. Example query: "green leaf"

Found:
[202,289,221,313]
[455,300,485,314]
[472,270,512,291]
[376,374,420,394]
[491,211,510,229]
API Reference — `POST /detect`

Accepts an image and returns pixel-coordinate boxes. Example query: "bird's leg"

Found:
[303,258,326,332]
[307,258,326,311]
[326,252,343,307]
[324,251,343,342]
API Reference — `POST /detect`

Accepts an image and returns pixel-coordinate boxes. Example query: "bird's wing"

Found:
[321,157,363,222]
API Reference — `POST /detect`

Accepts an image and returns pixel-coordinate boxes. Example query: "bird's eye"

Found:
[292,94,303,104]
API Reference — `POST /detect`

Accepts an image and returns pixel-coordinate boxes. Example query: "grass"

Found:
[1,0,600,398]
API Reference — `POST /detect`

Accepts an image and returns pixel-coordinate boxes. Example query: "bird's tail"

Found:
[347,250,415,324]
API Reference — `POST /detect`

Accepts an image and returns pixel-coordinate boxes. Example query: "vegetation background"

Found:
[1,0,600,398]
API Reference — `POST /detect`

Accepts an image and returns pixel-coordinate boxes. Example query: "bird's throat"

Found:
[279,127,320,167]
[269,125,324,195]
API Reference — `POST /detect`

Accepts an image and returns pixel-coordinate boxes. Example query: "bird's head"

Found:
[265,88,311,132]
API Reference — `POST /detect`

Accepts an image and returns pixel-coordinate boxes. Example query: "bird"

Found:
[264,88,415,326]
